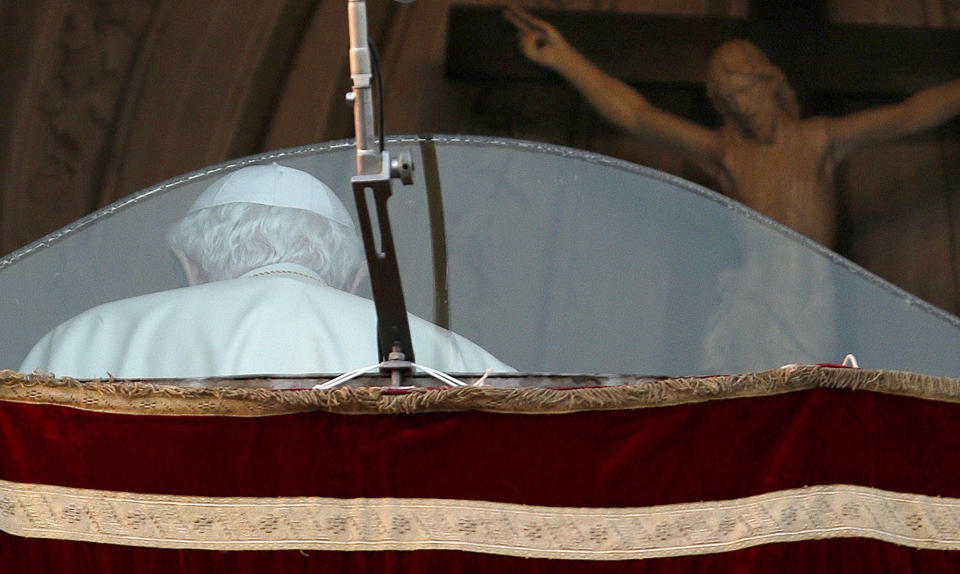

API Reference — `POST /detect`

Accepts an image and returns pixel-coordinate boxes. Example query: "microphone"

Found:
[347,1,378,175]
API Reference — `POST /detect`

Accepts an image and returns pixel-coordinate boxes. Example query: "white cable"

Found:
[314,362,480,390]
[842,354,860,368]
[313,363,381,390]
[472,368,492,386]
[410,363,469,387]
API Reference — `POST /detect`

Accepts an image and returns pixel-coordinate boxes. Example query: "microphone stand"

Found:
[346,0,416,386]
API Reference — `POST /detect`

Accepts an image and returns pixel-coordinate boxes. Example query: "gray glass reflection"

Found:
[2,136,959,377]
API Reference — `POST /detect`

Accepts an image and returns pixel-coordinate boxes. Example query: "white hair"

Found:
[166,203,364,290]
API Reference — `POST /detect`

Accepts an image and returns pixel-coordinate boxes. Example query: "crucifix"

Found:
[448,3,960,250]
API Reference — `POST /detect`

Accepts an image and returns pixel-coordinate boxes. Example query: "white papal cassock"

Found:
[20,262,513,379]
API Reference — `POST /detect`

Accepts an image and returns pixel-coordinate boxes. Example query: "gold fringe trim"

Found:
[2,479,960,557]
[0,367,958,417]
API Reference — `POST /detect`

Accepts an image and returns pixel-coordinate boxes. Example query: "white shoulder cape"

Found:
[20,266,514,379]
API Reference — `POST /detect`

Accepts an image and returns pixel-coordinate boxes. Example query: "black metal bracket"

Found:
[351,155,416,368]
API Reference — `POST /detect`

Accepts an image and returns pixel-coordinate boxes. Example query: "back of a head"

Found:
[167,164,364,289]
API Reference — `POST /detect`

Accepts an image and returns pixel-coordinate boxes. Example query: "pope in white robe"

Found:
[20,164,513,379]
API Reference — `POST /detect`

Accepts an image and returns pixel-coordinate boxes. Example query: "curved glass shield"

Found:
[2,136,959,377]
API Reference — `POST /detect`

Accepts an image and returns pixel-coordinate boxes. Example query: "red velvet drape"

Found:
[3,387,959,572]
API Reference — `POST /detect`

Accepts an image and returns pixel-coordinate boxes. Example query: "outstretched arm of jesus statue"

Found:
[826,79,960,163]
[505,7,722,169]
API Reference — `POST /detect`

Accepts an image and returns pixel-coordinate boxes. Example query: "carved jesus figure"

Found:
[506,8,960,247]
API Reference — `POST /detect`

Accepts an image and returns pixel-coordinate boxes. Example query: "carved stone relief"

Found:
[2,0,159,253]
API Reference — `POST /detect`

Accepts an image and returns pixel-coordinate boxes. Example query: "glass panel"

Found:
[3,137,959,377]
